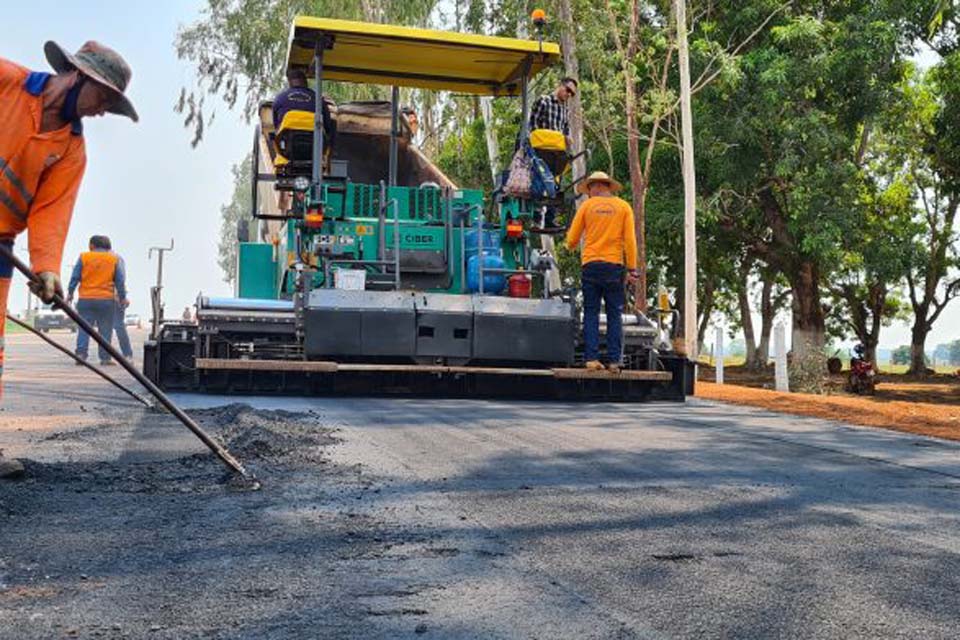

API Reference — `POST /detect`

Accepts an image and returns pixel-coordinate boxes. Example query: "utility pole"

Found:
[148,239,174,340]
[675,0,698,358]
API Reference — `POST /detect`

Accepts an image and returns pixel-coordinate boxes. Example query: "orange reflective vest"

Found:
[78,251,119,300]
[0,58,86,274]
[565,196,639,270]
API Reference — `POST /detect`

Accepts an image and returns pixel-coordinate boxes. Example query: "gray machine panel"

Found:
[307,289,415,310]
[413,293,473,359]
[472,296,575,365]
[473,296,573,319]
[304,289,574,365]
[304,290,416,358]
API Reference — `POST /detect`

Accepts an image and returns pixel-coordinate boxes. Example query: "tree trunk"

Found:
[624,73,647,312]
[905,197,958,375]
[557,0,586,182]
[697,280,715,352]
[789,261,826,358]
[864,340,879,368]
[863,283,886,366]
[757,275,774,366]
[632,185,648,311]
[909,318,931,375]
[479,97,499,184]
[841,284,874,363]
[607,0,646,311]
[736,261,759,369]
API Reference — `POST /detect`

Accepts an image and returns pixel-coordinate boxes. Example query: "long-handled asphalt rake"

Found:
[1,244,255,484]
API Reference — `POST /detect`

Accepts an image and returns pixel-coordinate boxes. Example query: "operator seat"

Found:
[274,100,339,179]
[275,111,321,177]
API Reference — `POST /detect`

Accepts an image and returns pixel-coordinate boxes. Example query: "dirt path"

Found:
[696,380,960,441]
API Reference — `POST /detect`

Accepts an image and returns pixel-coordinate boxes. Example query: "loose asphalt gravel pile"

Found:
[11,405,337,496]
[0,405,464,639]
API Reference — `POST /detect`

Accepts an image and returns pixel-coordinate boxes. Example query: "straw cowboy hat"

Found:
[44,40,138,121]
[576,171,623,196]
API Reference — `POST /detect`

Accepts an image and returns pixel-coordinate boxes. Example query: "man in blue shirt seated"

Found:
[272,67,336,160]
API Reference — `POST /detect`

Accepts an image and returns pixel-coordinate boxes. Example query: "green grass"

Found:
[4,318,27,334]
[878,363,958,375]
[698,355,748,367]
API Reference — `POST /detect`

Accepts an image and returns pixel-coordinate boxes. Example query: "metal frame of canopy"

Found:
[282,16,561,194]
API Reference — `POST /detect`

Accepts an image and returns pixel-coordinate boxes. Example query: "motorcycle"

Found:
[846,344,877,395]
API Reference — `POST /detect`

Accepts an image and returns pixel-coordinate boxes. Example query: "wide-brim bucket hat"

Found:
[44,40,138,122]
[576,171,623,196]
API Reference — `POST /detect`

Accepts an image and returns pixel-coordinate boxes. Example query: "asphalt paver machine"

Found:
[144,16,693,401]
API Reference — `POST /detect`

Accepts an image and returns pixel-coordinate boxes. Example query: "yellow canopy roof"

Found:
[286,16,560,96]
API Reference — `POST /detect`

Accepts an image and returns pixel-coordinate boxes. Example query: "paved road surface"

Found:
[3,330,960,638]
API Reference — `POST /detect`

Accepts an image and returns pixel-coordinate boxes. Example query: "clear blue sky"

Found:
[3,3,956,353]
[4,0,249,319]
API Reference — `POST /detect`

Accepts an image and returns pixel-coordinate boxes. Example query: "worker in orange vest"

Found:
[0,42,136,477]
[565,172,640,373]
[0,41,137,401]
[67,235,127,365]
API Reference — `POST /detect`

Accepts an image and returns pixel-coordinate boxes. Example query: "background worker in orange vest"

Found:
[67,235,127,365]
[0,41,137,399]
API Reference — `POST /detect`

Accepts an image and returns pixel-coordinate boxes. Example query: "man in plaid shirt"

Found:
[527,77,577,231]
[528,77,577,141]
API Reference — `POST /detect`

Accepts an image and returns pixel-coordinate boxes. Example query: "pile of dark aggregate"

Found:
[195,403,340,465]
[0,406,433,639]
[5,404,341,496]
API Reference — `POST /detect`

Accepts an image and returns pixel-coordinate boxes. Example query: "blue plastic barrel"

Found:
[463,228,501,258]
[466,253,507,294]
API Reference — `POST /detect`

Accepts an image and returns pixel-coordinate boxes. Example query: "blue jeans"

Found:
[581,261,625,364]
[113,304,133,358]
[75,299,116,363]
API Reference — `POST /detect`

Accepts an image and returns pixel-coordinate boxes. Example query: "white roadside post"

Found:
[774,323,789,392]
[715,327,724,385]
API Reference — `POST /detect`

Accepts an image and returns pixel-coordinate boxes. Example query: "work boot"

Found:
[100,360,116,367]
[606,363,622,374]
[0,455,25,480]
[585,360,605,371]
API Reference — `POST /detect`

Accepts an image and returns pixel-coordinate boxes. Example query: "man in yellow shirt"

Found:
[565,172,640,372]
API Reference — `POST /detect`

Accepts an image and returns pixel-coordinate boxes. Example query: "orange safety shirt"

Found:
[77,251,119,299]
[565,196,638,270]
[0,58,86,274]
